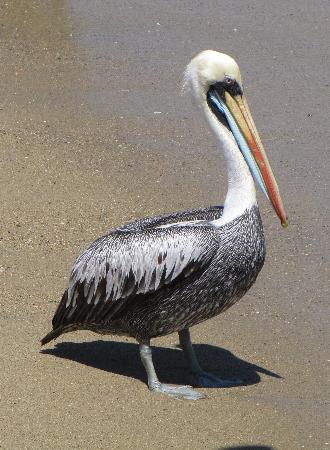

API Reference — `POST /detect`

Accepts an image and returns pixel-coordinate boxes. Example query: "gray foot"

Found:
[149,381,206,400]
[193,371,242,388]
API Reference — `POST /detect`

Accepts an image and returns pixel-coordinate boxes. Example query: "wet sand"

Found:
[0,1,329,449]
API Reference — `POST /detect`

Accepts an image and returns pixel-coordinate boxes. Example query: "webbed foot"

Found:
[149,381,206,400]
[178,329,243,389]
[139,342,206,400]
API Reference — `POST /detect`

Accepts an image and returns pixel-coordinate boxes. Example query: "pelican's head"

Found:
[184,50,242,99]
[185,50,288,227]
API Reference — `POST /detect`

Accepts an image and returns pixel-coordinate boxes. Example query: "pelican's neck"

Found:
[203,102,257,227]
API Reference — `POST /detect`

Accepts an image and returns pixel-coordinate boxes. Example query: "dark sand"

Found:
[0,1,329,449]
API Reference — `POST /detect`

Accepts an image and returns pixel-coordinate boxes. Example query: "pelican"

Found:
[41,50,287,400]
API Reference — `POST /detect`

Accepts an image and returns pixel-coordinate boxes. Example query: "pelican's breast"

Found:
[208,205,266,313]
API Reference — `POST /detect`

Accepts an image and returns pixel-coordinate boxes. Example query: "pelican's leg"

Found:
[139,342,206,400]
[178,328,241,388]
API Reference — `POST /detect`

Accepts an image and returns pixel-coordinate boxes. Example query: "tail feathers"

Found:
[41,328,64,346]
[41,324,80,346]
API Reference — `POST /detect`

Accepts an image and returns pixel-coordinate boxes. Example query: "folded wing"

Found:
[52,225,217,329]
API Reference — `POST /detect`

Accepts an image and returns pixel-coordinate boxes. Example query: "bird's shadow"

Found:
[41,339,281,387]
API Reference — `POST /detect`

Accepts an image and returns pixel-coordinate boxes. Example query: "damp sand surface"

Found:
[0,2,329,449]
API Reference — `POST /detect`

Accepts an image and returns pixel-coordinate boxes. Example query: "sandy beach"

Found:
[0,1,329,449]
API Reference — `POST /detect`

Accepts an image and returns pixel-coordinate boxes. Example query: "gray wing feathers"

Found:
[59,227,214,322]
[118,206,223,231]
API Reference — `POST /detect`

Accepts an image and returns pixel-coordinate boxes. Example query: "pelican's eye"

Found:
[224,76,235,85]
[222,76,243,96]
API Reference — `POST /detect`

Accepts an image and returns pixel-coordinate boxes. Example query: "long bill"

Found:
[208,88,288,227]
